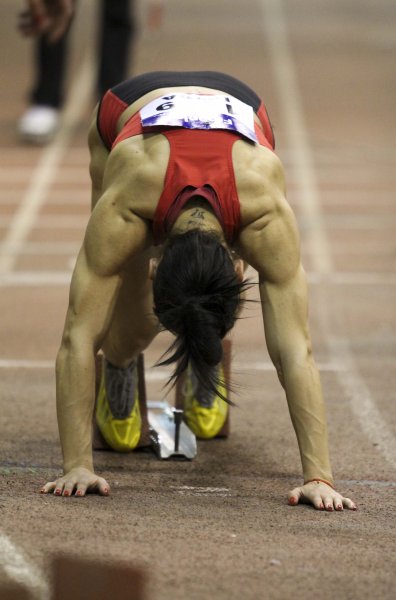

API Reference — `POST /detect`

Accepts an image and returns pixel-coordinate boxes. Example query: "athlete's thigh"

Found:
[102,246,160,361]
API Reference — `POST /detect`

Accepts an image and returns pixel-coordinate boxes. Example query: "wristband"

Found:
[304,478,335,489]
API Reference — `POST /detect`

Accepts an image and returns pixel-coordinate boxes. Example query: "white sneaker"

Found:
[18,106,60,144]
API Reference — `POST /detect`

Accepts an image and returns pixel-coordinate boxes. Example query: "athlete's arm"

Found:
[42,149,151,497]
[237,161,356,511]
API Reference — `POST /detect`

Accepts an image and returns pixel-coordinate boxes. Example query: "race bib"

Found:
[140,93,257,143]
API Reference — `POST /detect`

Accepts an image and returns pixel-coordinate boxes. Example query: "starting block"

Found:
[92,339,231,459]
[147,401,197,459]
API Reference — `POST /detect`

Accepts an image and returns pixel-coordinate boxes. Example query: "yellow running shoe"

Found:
[183,363,228,439]
[95,357,141,452]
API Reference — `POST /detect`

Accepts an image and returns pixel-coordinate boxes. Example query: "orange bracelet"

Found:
[304,478,335,489]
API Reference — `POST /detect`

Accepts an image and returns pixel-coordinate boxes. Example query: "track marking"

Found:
[326,479,396,488]
[234,360,344,372]
[3,213,395,230]
[2,270,396,287]
[307,271,396,285]
[0,533,49,600]
[259,0,333,274]
[0,48,94,275]
[0,358,344,374]
[0,190,88,206]
[0,359,55,369]
[170,485,232,497]
[328,337,396,469]
[2,188,393,206]
[0,271,72,286]
[0,165,88,182]
[260,0,396,470]
[0,215,88,228]
[0,6,95,596]
[4,242,80,255]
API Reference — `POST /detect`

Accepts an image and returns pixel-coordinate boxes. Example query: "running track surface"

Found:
[0,1,395,599]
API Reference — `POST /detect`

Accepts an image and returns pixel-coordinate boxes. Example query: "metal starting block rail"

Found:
[147,401,197,460]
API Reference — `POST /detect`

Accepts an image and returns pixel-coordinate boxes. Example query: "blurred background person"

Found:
[18,0,75,42]
[17,0,164,144]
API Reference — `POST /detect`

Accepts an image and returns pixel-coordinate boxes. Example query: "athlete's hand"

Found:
[288,481,357,511]
[18,0,74,43]
[41,467,110,497]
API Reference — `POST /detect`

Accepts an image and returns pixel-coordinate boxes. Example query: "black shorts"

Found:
[107,71,263,113]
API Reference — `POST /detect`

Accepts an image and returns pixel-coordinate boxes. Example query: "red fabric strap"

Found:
[164,185,223,235]
[98,90,128,150]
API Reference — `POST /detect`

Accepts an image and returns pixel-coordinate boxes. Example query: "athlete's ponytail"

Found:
[153,229,248,402]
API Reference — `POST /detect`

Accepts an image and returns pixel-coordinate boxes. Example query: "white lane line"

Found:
[170,486,232,497]
[2,188,393,206]
[0,271,72,286]
[0,147,89,163]
[328,337,396,469]
[312,244,393,254]
[3,242,80,255]
[2,270,396,287]
[290,189,395,203]
[0,191,88,206]
[261,0,396,470]
[0,166,88,182]
[0,215,88,229]
[0,49,94,275]
[0,4,95,595]
[234,361,345,372]
[307,271,396,285]
[259,0,333,274]
[298,214,396,228]
[0,359,55,369]
[0,358,343,373]
[0,533,49,600]
[338,479,396,488]
[2,212,395,230]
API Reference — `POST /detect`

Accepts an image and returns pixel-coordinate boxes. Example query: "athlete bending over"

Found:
[42,71,356,511]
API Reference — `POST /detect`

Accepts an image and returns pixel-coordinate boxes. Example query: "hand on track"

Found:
[41,467,110,497]
[288,481,357,511]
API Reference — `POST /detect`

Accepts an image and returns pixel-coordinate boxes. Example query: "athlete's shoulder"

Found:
[234,141,285,194]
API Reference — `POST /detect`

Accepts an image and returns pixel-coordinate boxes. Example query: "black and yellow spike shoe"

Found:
[95,357,142,452]
[182,363,229,439]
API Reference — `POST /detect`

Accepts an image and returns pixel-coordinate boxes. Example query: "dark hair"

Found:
[153,229,249,402]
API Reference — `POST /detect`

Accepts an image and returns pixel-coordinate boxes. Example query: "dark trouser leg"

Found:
[97,0,135,97]
[30,30,71,108]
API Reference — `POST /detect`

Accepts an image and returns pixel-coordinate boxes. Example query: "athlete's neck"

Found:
[170,199,225,240]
